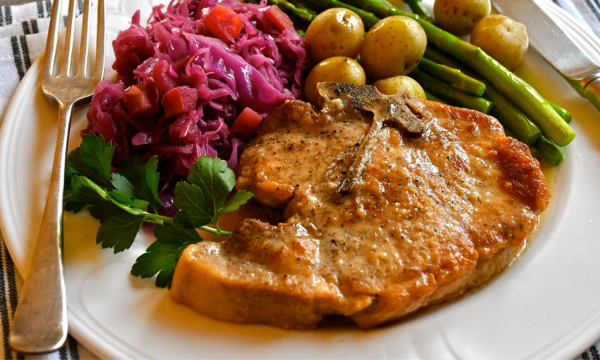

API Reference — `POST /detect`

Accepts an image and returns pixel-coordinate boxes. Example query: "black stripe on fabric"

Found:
[591,345,600,360]
[37,1,44,18]
[584,352,591,360]
[584,0,600,22]
[11,36,24,80]
[31,19,39,34]
[77,0,84,16]
[62,15,68,29]
[5,5,12,26]
[59,344,68,360]
[2,242,19,360]
[0,243,13,360]
[2,245,18,321]
[21,21,30,35]
[19,35,31,71]
[45,0,51,18]
[68,335,80,360]
[0,7,5,27]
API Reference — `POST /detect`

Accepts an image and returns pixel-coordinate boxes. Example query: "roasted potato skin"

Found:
[373,76,426,99]
[304,57,367,105]
[433,0,491,36]
[360,16,427,80]
[471,14,529,71]
[305,8,365,63]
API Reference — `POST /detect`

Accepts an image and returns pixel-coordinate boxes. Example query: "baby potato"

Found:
[305,57,367,105]
[373,76,426,99]
[434,0,491,36]
[305,8,365,63]
[471,14,529,71]
[360,16,427,80]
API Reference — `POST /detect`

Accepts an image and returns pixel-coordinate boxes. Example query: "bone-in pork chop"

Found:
[170,83,550,329]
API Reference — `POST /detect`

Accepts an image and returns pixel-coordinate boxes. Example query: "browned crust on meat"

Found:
[495,136,551,213]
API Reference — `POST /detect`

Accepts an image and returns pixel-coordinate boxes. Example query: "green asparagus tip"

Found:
[546,99,572,124]
[424,90,448,104]
[535,135,565,166]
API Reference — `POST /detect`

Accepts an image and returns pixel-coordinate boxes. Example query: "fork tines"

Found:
[43,0,105,80]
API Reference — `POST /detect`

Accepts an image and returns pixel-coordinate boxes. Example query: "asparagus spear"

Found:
[425,46,464,70]
[529,146,540,158]
[535,135,565,166]
[547,99,572,123]
[424,90,448,104]
[484,85,541,146]
[418,63,559,163]
[425,46,574,124]
[341,0,576,147]
[372,0,434,22]
[418,58,486,96]
[419,54,540,143]
[301,0,381,29]
[292,0,318,10]
[402,0,434,22]
[423,50,540,144]
[251,0,318,23]
[410,69,493,114]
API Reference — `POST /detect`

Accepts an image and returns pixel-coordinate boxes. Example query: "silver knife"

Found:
[493,0,600,111]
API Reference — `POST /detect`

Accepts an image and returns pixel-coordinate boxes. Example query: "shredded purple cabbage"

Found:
[83,0,309,188]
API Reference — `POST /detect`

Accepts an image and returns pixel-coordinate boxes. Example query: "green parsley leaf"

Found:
[131,219,203,288]
[70,176,149,216]
[174,157,254,229]
[220,190,254,215]
[132,157,254,288]
[113,155,162,212]
[65,151,255,288]
[173,182,213,228]
[87,203,117,220]
[96,211,145,253]
[80,134,114,185]
[186,156,236,222]
[109,190,150,211]
[110,173,137,198]
[66,134,114,189]
[63,187,85,213]
[70,176,169,226]
[64,134,115,212]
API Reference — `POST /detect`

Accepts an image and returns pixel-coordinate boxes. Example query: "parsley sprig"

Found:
[65,134,253,288]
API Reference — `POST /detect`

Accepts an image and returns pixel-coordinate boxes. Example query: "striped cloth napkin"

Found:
[0,1,598,359]
[0,4,98,360]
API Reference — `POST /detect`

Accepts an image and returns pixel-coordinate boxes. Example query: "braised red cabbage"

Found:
[83,0,309,184]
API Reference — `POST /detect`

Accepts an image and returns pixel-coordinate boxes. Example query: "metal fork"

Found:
[9,0,105,354]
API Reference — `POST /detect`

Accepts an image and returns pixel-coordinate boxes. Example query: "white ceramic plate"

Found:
[2,0,600,358]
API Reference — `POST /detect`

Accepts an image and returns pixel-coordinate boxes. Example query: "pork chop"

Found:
[170,83,551,329]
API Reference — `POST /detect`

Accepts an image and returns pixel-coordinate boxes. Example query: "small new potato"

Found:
[373,76,426,99]
[434,0,491,36]
[305,57,367,105]
[360,16,427,80]
[305,8,365,63]
[471,14,529,71]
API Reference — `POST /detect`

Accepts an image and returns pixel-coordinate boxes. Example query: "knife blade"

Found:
[493,0,600,111]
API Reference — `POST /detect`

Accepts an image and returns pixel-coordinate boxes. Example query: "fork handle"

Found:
[9,101,73,354]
